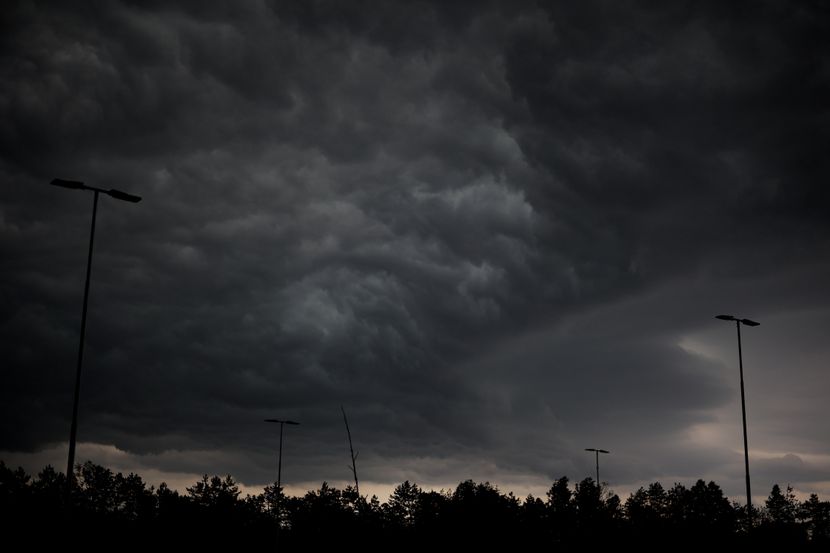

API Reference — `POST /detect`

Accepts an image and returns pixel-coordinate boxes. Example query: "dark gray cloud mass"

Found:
[2,0,829,500]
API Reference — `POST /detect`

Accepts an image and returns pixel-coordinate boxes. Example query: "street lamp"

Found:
[715,314,759,518]
[265,418,299,545]
[264,419,300,492]
[584,448,610,489]
[49,178,141,498]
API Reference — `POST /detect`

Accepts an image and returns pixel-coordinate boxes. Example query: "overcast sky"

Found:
[2,0,829,502]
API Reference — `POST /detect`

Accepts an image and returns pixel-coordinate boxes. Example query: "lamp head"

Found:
[265,419,300,425]
[50,178,86,190]
[107,189,142,203]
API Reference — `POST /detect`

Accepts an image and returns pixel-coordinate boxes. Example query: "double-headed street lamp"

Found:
[264,419,300,491]
[585,448,610,489]
[49,178,141,498]
[264,419,299,551]
[715,314,759,518]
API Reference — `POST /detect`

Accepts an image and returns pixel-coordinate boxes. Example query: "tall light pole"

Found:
[585,448,610,489]
[264,419,300,493]
[716,314,759,519]
[49,178,141,499]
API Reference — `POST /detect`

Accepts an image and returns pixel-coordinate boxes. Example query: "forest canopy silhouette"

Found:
[2,461,828,550]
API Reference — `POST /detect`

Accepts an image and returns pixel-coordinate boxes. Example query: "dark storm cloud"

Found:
[506,0,829,277]
[2,0,828,495]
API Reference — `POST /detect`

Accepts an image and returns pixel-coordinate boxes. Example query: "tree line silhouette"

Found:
[1,460,828,550]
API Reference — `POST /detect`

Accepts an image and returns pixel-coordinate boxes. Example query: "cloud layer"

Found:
[2,0,828,499]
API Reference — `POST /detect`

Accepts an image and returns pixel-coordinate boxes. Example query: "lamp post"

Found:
[49,178,141,499]
[585,448,610,489]
[265,418,299,546]
[715,314,759,520]
[264,419,300,493]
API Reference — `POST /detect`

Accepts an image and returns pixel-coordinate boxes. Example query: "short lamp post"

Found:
[584,448,610,489]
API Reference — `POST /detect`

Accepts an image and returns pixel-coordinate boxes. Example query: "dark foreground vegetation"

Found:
[2,461,829,551]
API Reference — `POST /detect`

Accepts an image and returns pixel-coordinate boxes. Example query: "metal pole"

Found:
[66,189,99,499]
[737,320,752,518]
[595,449,600,488]
[277,421,284,550]
[278,421,284,491]
[342,406,359,497]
